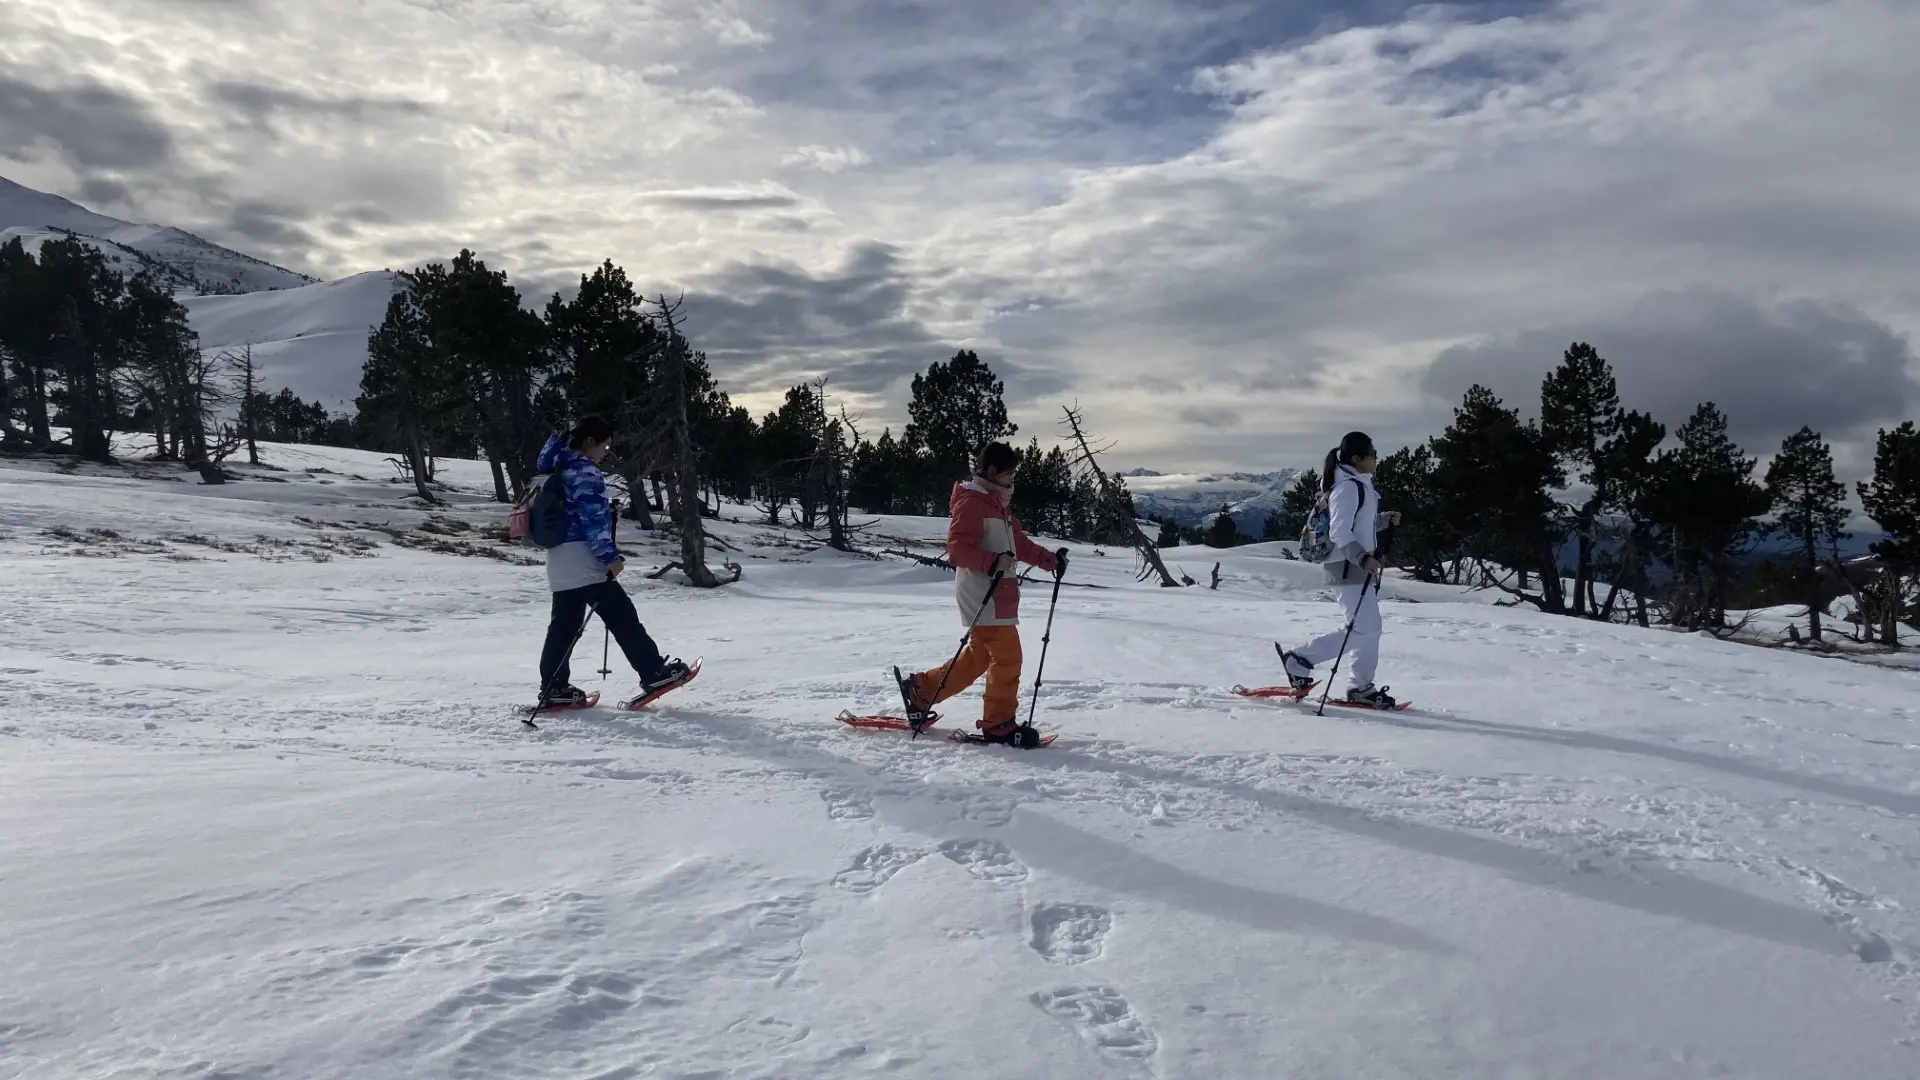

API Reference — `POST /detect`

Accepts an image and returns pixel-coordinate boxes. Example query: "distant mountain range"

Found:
[1121,468,1306,534]
[1,176,397,408]
[0,176,318,295]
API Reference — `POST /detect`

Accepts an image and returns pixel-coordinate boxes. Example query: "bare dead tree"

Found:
[226,344,262,465]
[646,295,726,587]
[1060,405,1180,587]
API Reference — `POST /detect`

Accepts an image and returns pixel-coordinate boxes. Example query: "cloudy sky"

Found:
[3,0,1916,477]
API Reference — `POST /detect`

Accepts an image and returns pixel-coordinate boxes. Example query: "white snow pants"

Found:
[1293,581,1381,688]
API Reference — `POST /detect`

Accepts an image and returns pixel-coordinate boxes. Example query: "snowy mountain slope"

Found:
[181,271,403,408]
[5,442,1920,1078]
[1125,468,1306,533]
[0,175,317,294]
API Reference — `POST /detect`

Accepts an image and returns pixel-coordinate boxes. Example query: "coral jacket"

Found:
[946,479,1059,627]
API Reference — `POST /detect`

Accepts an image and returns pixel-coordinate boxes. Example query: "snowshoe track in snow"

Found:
[1030,903,1113,965]
[1031,985,1160,1071]
[939,837,1030,886]
[830,843,930,894]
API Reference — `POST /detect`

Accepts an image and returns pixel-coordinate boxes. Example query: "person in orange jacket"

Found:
[894,441,1066,746]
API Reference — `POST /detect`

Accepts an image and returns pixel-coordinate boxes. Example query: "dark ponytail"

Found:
[1323,430,1377,491]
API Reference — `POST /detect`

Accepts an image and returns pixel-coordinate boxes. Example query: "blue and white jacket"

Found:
[536,434,621,591]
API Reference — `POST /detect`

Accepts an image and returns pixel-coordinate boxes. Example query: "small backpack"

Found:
[1298,478,1365,562]
[510,474,569,548]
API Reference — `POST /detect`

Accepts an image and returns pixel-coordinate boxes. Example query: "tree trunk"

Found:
[61,301,112,463]
[1884,568,1901,646]
[1805,526,1823,642]
[1572,518,1594,618]
[489,458,509,503]
[618,462,656,529]
[22,361,51,443]
[654,309,719,587]
[404,421,437,503]
[240,346,261,465]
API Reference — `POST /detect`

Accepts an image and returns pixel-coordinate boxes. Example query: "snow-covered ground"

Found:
[6,441,1920,1079]
[181,271,404,409]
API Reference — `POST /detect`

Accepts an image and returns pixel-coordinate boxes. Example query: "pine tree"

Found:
[1155,517,1181,548]
[0,237,55,444]
[410,251,547,502]
[1206,506,1244,548]
[119,271,210,463]
[759,383,828,525]
[1857,421,1920,643]
[1374,444,1446,582]
[1540,342,1623,616]
[1593,410,1667,625]
[1274,471,1320,542]
[1260,511,1285,542]
[36,236,126,462]
[1647,403,1769,630]
[545,261,664,525]
[1765,426,1848,641]
[1431,385,1566,609]
[903,349,1015,504]
[358,287,449,503]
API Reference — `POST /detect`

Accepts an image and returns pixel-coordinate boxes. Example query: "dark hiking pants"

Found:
[539,580,666,694]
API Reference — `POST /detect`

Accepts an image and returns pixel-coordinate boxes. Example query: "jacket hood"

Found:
[951,479,1005,514]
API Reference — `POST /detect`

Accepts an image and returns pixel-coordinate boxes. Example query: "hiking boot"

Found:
[642,659,692,693]
[894,666,937,730]
[1275,645,1315,692]
[539,685,590,708]
[977,718,1042,749]
[1344,683,1397,709]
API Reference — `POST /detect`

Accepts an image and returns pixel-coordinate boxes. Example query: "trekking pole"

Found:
[598,499,620,679]
[915,569,1006,739]
[1316,570,1377,717]
[1020,549,1070,743]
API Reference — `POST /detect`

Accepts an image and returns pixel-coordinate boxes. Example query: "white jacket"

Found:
[1321,465,1379,585]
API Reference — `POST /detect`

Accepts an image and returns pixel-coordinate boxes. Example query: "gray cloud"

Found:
[1423,290,1920,451]
[0,74,175,169]
[227,199,318,251]
[209,80,435,129]
[1180,405,1243,429]
[78,177,133,208]
[644,189,802,212]
[683,242,943,398]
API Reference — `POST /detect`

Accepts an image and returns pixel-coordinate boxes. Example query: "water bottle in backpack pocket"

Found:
[510,474,569,548]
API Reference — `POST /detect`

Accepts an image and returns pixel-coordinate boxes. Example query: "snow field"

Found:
[4,440,1920,1078]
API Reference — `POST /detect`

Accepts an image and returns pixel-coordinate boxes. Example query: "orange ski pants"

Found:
[911,625,1024,733]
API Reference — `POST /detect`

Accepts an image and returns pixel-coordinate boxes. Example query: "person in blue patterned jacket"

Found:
[534,416,692,708]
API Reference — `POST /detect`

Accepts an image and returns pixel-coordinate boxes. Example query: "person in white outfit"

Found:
[1279,431,1402,708]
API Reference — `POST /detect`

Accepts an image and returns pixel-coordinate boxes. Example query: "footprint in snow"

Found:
[832,844,930,894]
[939,838,1029,886]
[1031,985,1159,1068]
[1030,903,1112,965]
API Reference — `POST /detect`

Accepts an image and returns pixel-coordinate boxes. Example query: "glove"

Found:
[1053,547,1069,579]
